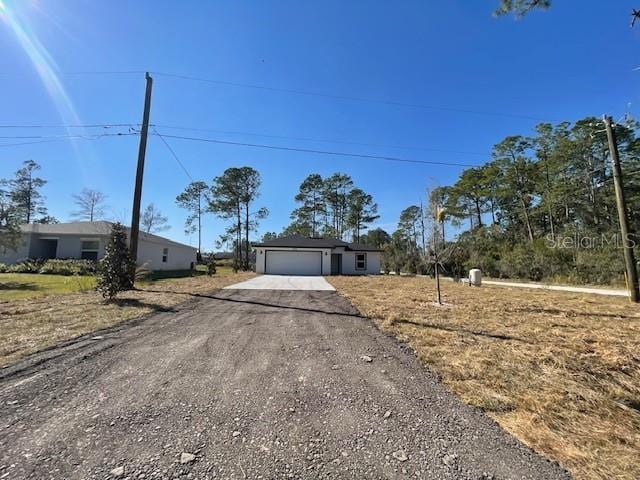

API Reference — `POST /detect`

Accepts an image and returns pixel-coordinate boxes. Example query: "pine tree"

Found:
[0,179,21,251]
[209,167,266,270]
[176,181,209,256]
[323,173,354,239]
[96,223,134,299]
[292,174,326,237]
[10,160,48,224]
[346,188,379,242]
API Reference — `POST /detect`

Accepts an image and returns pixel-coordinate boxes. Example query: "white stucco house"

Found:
[0,221,197,271]
[253,234,382,276]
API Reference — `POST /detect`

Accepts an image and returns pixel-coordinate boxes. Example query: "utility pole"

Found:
[197,190,202,261]
[603,115,639,302]
[129,72,153,277]
[434,250,442,304]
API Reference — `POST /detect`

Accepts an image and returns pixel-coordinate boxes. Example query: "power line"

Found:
[152,127,194,181]
[57,70,146,76]
[1,69,549,121]
[154,124,489,157]
[0,69,555,121]
[0,123,143,129]
[0,120,490,155]
[151,132,479,168]
[0,132,139,148]
[0,70,146,77]
[150,71,550,122]
[0,132,138,140]
[0,139,61,148]
[0,131,138,138]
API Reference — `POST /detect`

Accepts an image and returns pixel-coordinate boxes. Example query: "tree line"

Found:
[0,159,267,272]
[264,172,379,243]
[378,116,640,285]
[176,166,267,270]
[0,160,173,251]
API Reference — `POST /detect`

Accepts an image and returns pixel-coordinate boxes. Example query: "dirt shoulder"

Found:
[0,289,568,479]
[327,275,640,480]
[0,271,254,368]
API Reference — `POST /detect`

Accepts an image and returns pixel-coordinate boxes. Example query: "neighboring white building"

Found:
[0,221,197,271]
[253,234,382,276]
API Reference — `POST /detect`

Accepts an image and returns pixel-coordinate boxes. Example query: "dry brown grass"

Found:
[0,271,254,368]
[328,275,640,480]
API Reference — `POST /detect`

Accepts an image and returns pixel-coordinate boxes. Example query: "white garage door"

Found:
[265,250,322,276]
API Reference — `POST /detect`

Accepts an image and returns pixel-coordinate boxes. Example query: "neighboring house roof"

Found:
[21,221,114,236]
[20,221,196,250]
[253,234,382,252]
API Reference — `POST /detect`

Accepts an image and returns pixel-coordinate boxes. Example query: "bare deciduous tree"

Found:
[141,203,170,233]
[71,188,108,222]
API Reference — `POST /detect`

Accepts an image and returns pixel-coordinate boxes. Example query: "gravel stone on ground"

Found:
[0,289,570,479]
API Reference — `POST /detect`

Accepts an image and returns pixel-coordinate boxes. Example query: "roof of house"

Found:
[20,221,196,250]
[22,221,114,236]
[253,234,382,252]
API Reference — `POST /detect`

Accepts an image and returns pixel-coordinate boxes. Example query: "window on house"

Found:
[80,240,99,260]
[162,248,168,263]
[355,253,366,270]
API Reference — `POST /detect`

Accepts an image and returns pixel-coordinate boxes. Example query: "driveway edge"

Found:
[331,289,572,478]
[0,293,204,383]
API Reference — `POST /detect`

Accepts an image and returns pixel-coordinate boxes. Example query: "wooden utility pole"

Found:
[130,72,153,275]
[434,250,442,304]
[197,190,202,261]
[603,115,639,302]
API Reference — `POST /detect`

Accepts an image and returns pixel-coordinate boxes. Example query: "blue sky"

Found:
[1,0,638,250]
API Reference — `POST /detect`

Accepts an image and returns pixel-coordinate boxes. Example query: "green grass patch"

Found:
[0,273,96,301]
[0,266,240,301]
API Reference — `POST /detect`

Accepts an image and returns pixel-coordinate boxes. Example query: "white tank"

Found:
[469,268,482,287]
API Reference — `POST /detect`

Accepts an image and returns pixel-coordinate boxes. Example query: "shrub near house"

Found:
[0,259,96,275]
[96,223,134,299]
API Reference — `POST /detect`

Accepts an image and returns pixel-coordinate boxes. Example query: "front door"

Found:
[330,254,342,275]
[41,239,58,259]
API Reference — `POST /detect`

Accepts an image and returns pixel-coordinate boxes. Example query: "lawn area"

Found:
[0,268,253,368]
[0,266,235,301]
[328,275,640,480]
[0,273,96,301]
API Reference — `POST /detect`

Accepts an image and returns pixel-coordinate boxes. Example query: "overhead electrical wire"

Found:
[0,132,139,140]
[1,69,547,122]
[55,70,146,76]
[150,132,480,168]
[0,121,491,156]
[0,132,139,148]
[0,123,144,129]
[152,127,195,181]
[0,139,62,148]
[153,124,490,157]
[150,71,549,122]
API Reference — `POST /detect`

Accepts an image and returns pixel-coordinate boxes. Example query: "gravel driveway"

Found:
[0,289,569,479]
